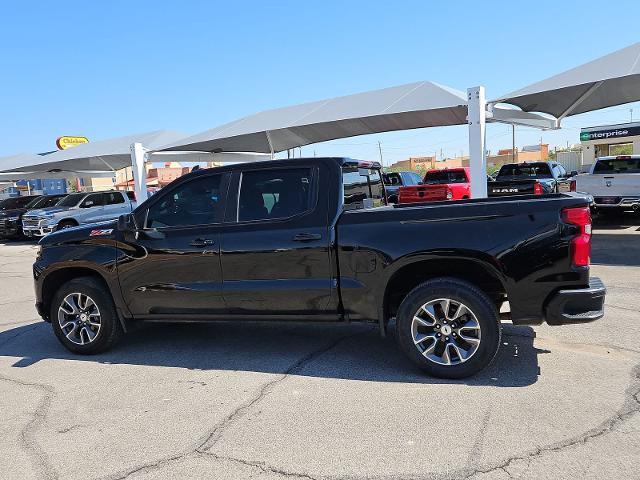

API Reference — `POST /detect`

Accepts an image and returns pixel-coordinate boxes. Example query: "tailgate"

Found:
[488,180,536,197]
[398,185,448,203]
[576,173,640,198]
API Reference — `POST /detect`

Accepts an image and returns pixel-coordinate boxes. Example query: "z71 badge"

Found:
[90,229,114,237]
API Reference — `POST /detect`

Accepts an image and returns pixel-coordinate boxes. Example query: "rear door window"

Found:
[238,168,314,222]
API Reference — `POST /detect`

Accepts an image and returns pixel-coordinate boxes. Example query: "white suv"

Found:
[23,191,137,237]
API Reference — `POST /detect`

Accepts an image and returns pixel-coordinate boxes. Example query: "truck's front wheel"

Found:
[50,277,123,354]
[396,278,500,379]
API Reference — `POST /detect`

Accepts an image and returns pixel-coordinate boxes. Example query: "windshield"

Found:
[0,196,37,210]
[56,193,86,207]
[497,163,552,179]
[593,158,640,174]
[29,195,65,209]
[423,170,467,184]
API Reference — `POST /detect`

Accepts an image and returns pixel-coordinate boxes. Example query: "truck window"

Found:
[238,168,313,222]
[497,163,552,179]
[146,175,222,228]
[56,193,85,208]
[80,193,104,208]
[104,192,125,205]
[342,166,384,210]
[593,158,640,173]
[422,170,468,184]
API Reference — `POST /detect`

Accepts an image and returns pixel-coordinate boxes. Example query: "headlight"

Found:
[42,212,56,218]
[6,216,19,222]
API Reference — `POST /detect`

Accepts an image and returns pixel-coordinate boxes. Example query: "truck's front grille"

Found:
[22,218,43,228]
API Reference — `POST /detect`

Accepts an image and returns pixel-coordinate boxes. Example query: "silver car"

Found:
[23,191,136,237]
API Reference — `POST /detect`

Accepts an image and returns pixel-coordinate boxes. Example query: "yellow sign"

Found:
[56,136,89,150]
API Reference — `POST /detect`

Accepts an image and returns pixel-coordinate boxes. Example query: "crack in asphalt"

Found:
[101,329,371,480]
[0,375,57,480]
[204,451,320,479]
[460,363,640,479]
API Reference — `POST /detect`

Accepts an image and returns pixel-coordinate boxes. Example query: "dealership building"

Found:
[580,121,640,164]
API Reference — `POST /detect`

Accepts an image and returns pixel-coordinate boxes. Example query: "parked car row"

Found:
[0,190,136,240]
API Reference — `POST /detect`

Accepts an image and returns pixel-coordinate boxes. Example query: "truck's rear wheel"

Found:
[396,278,500,378]
[50,277,123,354]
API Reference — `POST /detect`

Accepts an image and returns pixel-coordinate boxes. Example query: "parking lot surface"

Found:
[1,216,639,480]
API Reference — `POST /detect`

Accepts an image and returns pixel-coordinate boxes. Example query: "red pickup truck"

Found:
[398,167,471,203]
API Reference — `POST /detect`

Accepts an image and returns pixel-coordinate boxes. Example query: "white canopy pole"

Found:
[468,86,488,198]
[130,142,148,203]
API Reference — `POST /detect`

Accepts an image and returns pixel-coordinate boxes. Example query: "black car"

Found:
[0,194,66,238]
[489,162,572,196]
[33,158,604,378]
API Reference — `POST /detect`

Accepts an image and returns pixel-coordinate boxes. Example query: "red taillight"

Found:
[562,206,592,267]
[446,188,453,200]
[534,182,543,195]
[569,180,576,192]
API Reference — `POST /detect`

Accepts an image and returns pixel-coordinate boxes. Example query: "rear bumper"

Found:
[545,277,606,325]
[593,197,640,209]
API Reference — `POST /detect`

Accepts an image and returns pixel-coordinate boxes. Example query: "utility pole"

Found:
[378,141,383,167]
[512,125,515,163]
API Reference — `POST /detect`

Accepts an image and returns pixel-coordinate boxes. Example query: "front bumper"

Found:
[545,277,606,325]
[22,219,56,237]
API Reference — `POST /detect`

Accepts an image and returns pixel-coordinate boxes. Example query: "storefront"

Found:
[580,122,640,165]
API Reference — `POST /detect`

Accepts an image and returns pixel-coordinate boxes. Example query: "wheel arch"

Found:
[41,267,127,331]
[381,255,507,328]
[57,218,79,227]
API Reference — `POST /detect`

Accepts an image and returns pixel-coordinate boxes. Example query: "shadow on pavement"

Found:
[591,233,640,266]
[0,321,545,387]
[592,212,640,230]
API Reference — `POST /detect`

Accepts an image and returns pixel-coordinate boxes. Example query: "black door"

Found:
[117,172,229,317]
[220,165,336,315]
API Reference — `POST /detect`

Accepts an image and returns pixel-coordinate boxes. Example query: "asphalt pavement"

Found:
[0,214,639,480]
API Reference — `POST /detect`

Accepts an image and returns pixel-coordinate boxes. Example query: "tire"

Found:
[396,277,501,379]
[50,277,124,354]
[57,219,78,230]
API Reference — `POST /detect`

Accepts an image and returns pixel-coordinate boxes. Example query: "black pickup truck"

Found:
[33,158,605,378]
[489,162,572,197]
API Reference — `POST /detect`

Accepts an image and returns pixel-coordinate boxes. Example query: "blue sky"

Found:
[2,0,640,164]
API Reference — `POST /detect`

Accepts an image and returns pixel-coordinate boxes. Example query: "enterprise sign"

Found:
[580,125,640,142]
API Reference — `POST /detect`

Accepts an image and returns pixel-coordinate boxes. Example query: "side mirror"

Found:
[117,213,137,232]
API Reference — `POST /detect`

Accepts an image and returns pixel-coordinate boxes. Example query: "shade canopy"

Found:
[159,81,468,154]
[493,42,640,119]
[0,130,186,174]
